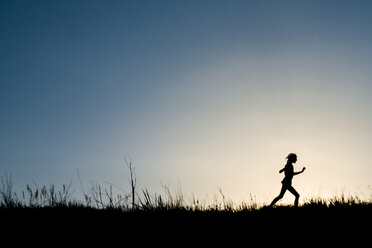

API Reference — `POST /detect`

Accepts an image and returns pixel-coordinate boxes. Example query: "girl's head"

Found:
[286,153,297,163]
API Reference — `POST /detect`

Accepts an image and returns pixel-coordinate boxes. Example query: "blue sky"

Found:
[1,0,372,203]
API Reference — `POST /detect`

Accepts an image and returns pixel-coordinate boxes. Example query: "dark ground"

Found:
[1,204,370,245]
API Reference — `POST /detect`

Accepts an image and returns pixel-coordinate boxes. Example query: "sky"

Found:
[1,0,372,205]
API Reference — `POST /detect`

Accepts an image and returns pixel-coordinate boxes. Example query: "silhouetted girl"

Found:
[270,153,305,207]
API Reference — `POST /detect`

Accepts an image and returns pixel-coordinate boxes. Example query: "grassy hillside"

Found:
[1,199,370,245]
[1,172,371,244]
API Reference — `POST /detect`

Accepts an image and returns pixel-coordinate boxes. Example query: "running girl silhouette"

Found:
[270,153,305,207]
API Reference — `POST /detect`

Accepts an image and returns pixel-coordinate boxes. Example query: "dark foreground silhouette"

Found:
[0,167,370,245]
[1,201,371,245]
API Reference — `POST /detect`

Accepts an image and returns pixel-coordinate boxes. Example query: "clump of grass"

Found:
[22,181,78,208]
[0,174,80,208]
[0,173,20,208]
[303,194,371,209]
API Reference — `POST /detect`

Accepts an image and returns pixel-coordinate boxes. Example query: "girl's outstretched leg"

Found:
[270,184,286,207]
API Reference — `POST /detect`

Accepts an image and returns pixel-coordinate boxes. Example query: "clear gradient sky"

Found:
[1,0,372,204]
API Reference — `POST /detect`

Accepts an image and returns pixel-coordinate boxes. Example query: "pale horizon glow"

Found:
[1,1,371,205]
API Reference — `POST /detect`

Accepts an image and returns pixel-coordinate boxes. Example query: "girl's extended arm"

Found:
[279,168,285,173]
[293,167,306,176]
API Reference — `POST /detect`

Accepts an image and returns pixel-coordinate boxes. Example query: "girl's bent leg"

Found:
[287,186,300,207]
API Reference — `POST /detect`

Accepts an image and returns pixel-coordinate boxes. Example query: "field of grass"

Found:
[1,169,371,243]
